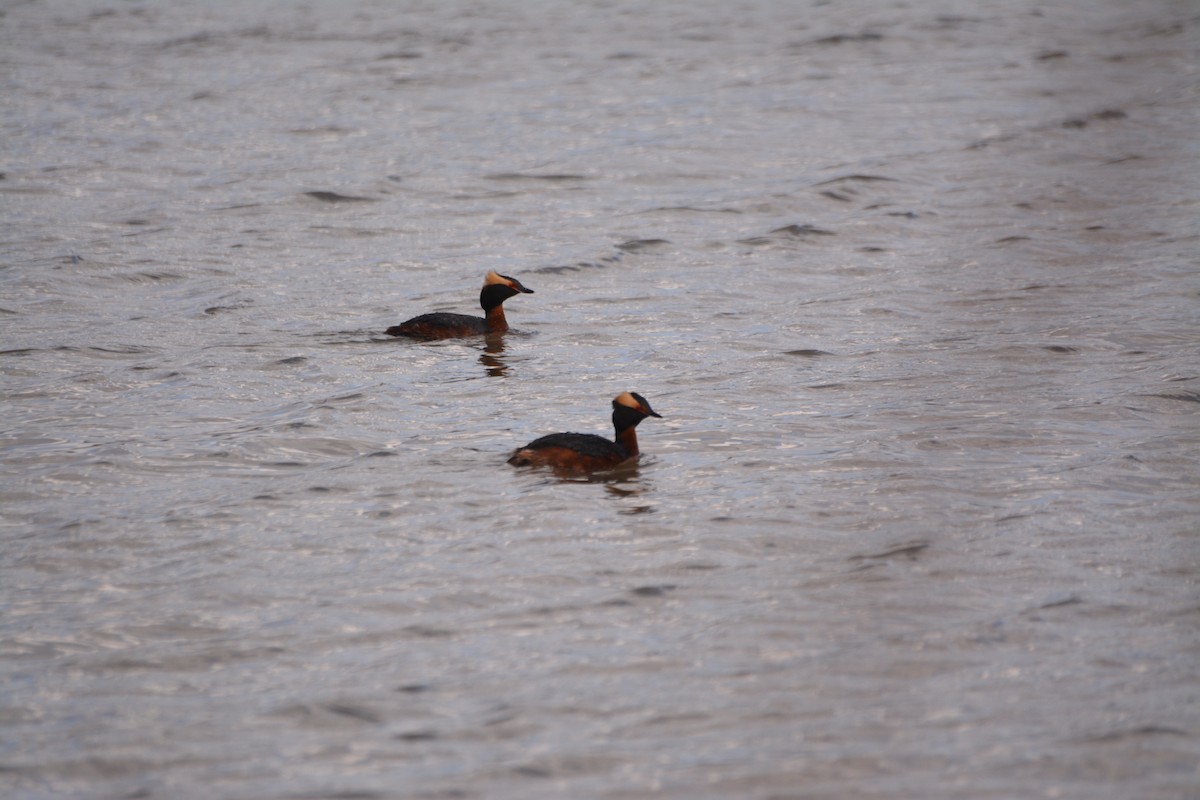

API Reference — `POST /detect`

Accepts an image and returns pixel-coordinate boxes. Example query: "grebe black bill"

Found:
[508,392,662,472]
[386,270,533,339]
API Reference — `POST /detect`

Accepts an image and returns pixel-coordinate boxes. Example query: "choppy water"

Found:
[3,1,1199,798]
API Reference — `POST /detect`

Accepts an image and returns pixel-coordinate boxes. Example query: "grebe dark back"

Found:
[508,392,662,472]
[386,270,533,339]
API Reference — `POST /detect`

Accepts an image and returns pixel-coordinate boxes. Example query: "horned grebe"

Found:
[508,392,662,472]
[385,270,533,339]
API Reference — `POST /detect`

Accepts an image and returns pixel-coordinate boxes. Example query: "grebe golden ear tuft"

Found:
[614,391,640,410]
[614,391,661,417]
[483,270,534,293]
[614,388,662,417]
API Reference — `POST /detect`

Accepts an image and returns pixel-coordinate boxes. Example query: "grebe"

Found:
[508,392,662,471]
[386,270,533,339]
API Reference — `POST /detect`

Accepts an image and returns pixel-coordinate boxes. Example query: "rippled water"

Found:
[3,1,1198,798]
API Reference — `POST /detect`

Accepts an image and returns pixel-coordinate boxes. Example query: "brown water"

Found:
[2,1,1198,798]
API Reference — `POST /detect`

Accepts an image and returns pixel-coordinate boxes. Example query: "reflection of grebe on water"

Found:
[480,333,509,378]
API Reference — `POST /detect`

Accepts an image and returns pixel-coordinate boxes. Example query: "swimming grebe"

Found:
[385,270,533,339]
[508,392,662,471]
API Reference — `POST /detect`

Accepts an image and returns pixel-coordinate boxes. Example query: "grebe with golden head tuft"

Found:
[386,271,533,339]
[508,392,662,472]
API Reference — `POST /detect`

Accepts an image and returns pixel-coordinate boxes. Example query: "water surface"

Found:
[2,1,1198,798]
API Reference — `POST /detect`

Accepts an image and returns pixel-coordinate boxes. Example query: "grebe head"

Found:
[480,270,534,313]
[614,393,662,438]
[613,391,662,419]
[484,270,534,294]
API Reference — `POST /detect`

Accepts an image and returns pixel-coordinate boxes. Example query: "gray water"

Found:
[2,1,1199,798]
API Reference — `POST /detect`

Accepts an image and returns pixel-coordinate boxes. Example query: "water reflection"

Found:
[515,453,654,483]
[550,462,658,515]
[607,468,656,514]
[480,334,508,377]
